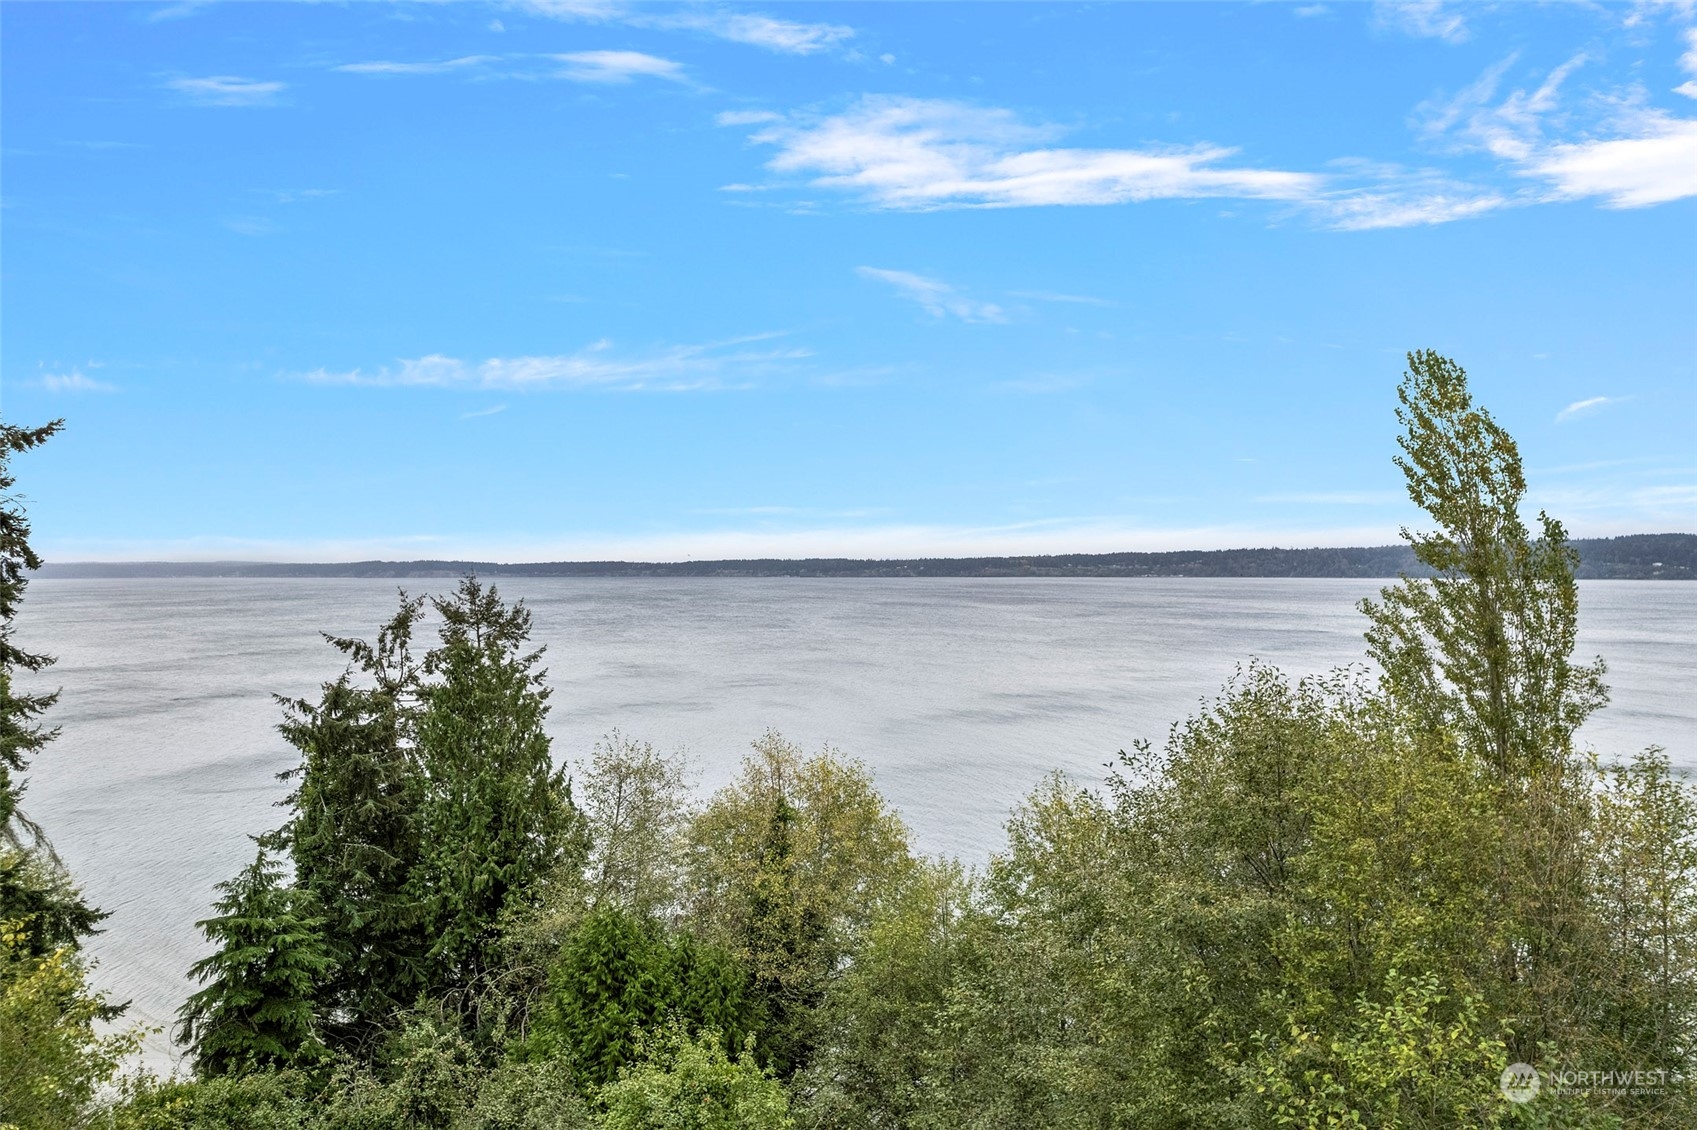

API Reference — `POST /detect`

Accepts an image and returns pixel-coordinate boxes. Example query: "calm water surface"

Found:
[15,577,1695,1066]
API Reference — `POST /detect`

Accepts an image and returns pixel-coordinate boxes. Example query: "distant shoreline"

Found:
[35,533,1697,580]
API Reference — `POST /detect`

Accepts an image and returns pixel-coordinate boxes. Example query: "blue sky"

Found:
[4,0,1694,562]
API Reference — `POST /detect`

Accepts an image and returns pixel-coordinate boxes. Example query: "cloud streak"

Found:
[514,2,853,55]
[731,96,1513,229]
[336,56,499,76]
[166,75,285,106]
[304,334,805,391]
[1556,395,1625,422]
[1420,55,1697,209]
[857,267,1006,323]
[745,97,1323,211]
[39,371,118,393]
[550,50,686,84]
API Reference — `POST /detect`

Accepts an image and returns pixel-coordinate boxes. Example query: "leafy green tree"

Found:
[1,914,141,1130]
[685,733,912,1077]
[1360,349,1606,778]
[600,1024,793,1130]
[581,732,692,921]
[796,858,970,1129]
[178,850,332,1076]
[412,578,587,1006]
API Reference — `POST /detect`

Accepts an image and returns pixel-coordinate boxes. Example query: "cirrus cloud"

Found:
[303,334,806,391]
[165,75,285,106]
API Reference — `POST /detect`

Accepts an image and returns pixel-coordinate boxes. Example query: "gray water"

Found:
[14,577,1696,1068]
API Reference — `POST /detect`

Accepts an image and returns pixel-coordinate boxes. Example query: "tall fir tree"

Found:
[412,577,586,1006]
[0,419,103,955]
[268,595,429,1050]
[177,849,332,1076]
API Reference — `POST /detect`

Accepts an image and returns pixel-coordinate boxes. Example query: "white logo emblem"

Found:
[1500,1062,1541,1103]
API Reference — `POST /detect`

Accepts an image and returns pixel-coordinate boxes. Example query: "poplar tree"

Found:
[1360,349,1606,777]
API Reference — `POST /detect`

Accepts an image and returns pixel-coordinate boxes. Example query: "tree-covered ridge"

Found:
[35,533,1697,580]
[5,352,1697,1129]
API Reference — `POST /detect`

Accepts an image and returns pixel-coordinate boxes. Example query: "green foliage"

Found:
[269,596,430,1050]
[1,915,141,1130]
[107,1070,316,1130]
[528,907,757,1090]
[412,578,588,1007]
[177,850,332,1076]
[685,733,913,1077]
[1243,970,1510,1129]
[0,419,63,838]
[600,1024,793,1130]
[581,732,692,921]
[1361,349,1606,777]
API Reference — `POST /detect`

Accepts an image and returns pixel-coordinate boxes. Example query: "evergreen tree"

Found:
[529,907,758,1089]
[0,419,63,840]
[0,420,104,960]
[412,577,586,1006]
[178,849,332,1076]
[270,596,429,1050]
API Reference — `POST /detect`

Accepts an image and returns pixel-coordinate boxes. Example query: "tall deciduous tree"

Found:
[1361,349,1606,777]
[684,733,912,1077]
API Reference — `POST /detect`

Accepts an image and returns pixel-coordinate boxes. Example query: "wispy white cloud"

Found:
[513,1,853,55]
[1531,112,1697,206]
[550,50,685,84]
[987,373,1089,394]
[166,75,285,106]
[1420,55,1697,208]
[741,96,1323,211]
[857,267,1006,323]
[43,520,1434,566]
[460,404,508,419]
[717,109,784,126]
[1556,395,1626,422]
[39,371,117,394]
[1679,28,1697,99]
[304,334,805,391]
[222,216,276,236]
[1374,0,1470,44]
[649,10,852,54]
[732,96,1507,230]
[336,55,499,76]
[1009,289,1116,307]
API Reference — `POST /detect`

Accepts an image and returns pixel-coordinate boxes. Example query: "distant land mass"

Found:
[37,533,1697,580]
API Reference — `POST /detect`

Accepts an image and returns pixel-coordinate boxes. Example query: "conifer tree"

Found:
[270,596,429,1049]
[178,849,332,1076]
[0,420,63,840]
[0,420,103,957]
[412,577,586,1005]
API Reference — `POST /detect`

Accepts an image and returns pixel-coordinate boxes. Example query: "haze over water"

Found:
[16,577,1695,1067]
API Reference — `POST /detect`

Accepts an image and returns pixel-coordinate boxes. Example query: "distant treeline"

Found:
[38,532,1697,580]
